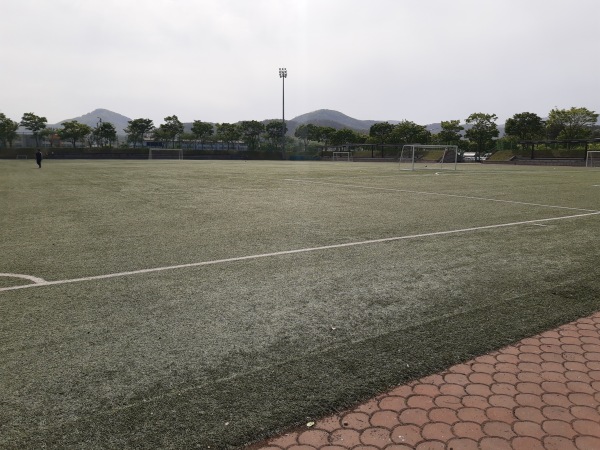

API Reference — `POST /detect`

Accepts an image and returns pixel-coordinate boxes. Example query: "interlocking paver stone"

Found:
[456,407,487,423]
[513,420,545,439]
[540,369,568,382]
[465,383,492,397]
[377,396,406,412]
[415,441,444,450]
[412,384,439,397]
[479,436,512,450]
[488,393,518,409]
[421,422,453,441]
[298,430,329,447]
[249,312,600,450]
[427,407,458,425]
[485,406,515,423]
[359,427,392,446]
[572,419,600,437]
[390,424,422,446]
[511,436,546,450]
[541,405,575,421]
[406,395,435,410]
[329,429,361,448]
[438,383,465,397]
[452,421,484,440]
[340,412,369,430]
[469,372,494,384]
[446,437,478,450]
[576,435,600,449]
[399,408,428,426]
[461,394,489,409]
[543,435,578,450]
[433,395,461,409]
[571,405,600,421]
[369,410,399,428]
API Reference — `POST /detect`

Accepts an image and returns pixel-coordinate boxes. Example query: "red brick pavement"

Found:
[247,312,600,450]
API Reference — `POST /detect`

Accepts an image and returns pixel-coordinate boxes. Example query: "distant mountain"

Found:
[287,109,454,136]
[46,107,520,138]
[289,109,383,133]
[51,108,132,135]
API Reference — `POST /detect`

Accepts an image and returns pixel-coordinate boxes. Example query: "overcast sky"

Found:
[1,0,598,126]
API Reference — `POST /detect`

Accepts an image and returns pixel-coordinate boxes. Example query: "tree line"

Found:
[1,107,598,156]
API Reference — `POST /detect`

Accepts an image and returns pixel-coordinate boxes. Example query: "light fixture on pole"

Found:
[279,68,287,159]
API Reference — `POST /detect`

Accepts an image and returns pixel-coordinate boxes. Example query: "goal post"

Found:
[148,148,183,160]
[585,150,600,167]
[399,144,458,171]
[332,151,352,162]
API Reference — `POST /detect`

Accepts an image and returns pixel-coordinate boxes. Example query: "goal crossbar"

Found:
[399,144,458,171]
[332,151,352,162]
[148,148,183,160]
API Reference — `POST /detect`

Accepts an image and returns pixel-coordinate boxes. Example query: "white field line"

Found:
[285,178,600,213]
[1,211,599,293]
[0,273,47,284]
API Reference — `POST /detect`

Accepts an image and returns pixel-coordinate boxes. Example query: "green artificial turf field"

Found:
[1,160,600,448]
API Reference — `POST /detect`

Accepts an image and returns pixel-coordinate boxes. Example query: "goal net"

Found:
[332,151,352,162]
[16,155,28,159]
[148,148,183,160]
[585,150,600,167]
[399,145,458,170]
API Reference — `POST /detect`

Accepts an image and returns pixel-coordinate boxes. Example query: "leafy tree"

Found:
[59,121,92,148]
[152,127,170,147]
[294,123,320,151]
[435,120,464,145]
[125,118,154,148]
[369,122,394,146]
[20,112,48,147]
[40,127,59,147]
[504,112,545,140]
[545,107,599,140]
[389,120,431,145]
[330,128,365,146]
[216,123,241,150]
[93,122,117,147]
[159,115,184,148]
[191,120,214,150]
[238,120,264,151]
[179,132,196,149]
[314,126,336,150]
[0,113,19,148]
[264,121,287,151]
[464,113,499,157]
[368,122,395,157]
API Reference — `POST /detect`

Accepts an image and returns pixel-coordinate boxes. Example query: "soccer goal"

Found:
[332,151,352,162]
[148,148,183,160]
[399,144,458,171]
[585,151,600,167]
[16,155,28,159]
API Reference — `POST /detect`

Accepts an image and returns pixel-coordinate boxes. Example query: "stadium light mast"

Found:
[279,67,287,159]
[96,117,102,147]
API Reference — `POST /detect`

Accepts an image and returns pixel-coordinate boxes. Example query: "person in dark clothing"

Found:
[35,149,42,168]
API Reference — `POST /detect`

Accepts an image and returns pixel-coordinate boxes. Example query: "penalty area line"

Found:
[1,211,599,293]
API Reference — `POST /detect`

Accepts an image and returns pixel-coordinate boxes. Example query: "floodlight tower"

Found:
[279,67,287,159]
[96,117,102,147]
